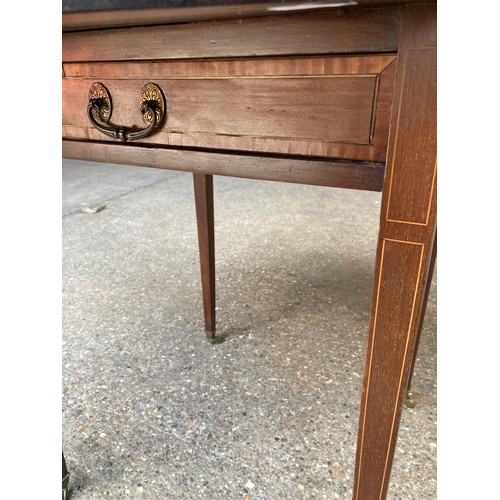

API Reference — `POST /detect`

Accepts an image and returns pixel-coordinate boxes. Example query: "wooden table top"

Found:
[62,0,434,31]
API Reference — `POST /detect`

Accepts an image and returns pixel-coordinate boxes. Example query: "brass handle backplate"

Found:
[87,82,166,142]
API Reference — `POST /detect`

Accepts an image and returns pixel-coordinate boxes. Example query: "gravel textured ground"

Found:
[62,160,437,499]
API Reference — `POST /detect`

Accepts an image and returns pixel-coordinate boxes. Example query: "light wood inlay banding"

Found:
[385,47,436,225]
[355,238,424,499]
[62,55,396,161]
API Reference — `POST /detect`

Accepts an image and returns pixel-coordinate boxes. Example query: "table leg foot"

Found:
[404,391,417,409]
[205,330,223,344]
[62,452,69,500]
[62,481,69,500]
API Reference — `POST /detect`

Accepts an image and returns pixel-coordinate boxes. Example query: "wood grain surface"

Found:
[63,55,396,161]
[62,140,385,191]
[353,5,436,499]
[61,3,438,499]
[193,173,216,336]
[62,9,401,61]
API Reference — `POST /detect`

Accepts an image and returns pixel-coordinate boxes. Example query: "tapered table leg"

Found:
[353,5,436,499]
[62,452,69,500]
[405,235,437,407]
[193,173,219,343]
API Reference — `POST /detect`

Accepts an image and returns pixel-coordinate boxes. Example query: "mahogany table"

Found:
[62,1,436,498]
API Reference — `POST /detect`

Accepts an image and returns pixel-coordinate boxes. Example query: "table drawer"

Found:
[62,54,396,161]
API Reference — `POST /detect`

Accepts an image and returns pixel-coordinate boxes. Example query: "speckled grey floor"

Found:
[62,159,437,499]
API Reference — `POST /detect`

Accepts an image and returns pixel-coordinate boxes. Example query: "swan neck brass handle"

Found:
[87,83,166,142]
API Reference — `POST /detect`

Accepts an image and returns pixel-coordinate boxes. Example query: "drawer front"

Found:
[62,55,396,161]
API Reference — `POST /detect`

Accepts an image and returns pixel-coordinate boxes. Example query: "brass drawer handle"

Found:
[87,82,166,142]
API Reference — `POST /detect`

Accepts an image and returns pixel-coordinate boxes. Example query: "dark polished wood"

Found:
[63,54,396,161]
[62,2,436,498]
[63,0,427,13]
[352,5,436,499]
[193,173,216,337]
[62,8,401,60]
[62,0,424,31]
[407,234,437,393]
[62,141,386,191]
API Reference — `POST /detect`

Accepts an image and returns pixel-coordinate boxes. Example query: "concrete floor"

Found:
[62,159,437,499]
